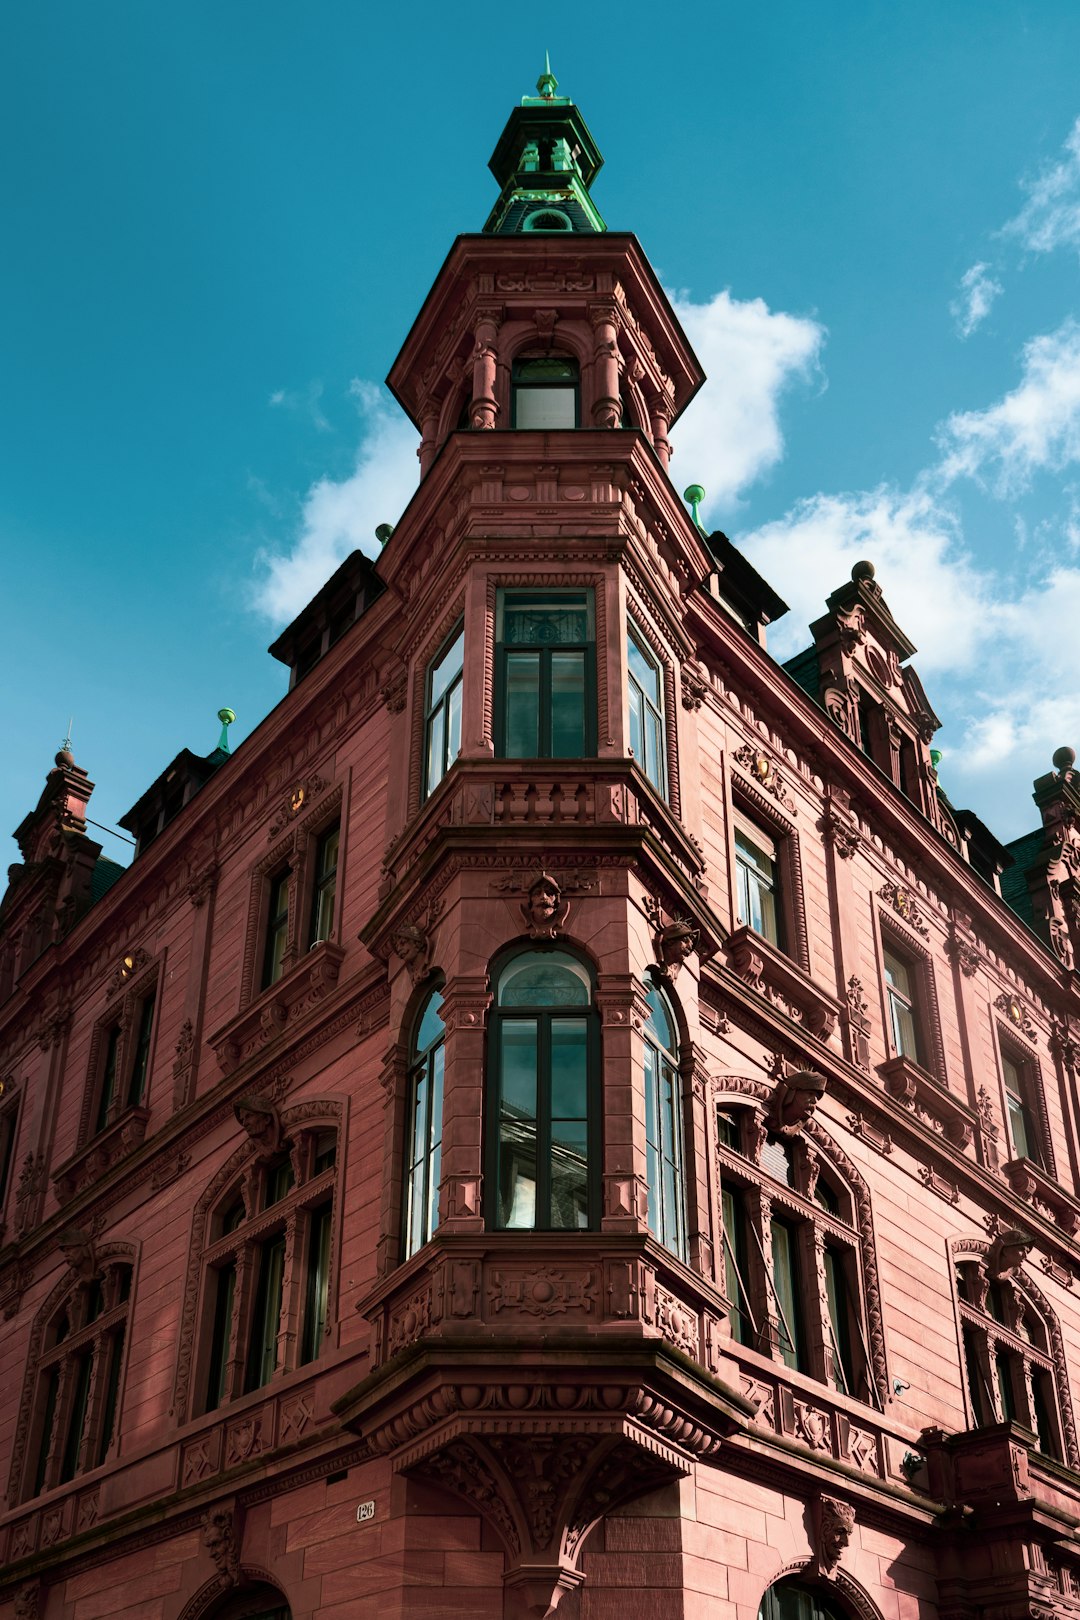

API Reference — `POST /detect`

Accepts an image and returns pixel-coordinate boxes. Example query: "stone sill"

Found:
[1003,1156,1080,1236]
[210,941,345,1075]
[878,1055,978,1150]
[52,1106,151,1205]
[724,925,841,1042]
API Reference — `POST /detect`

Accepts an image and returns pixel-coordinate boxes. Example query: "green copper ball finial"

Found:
[217,708,236,754]
[537,51,558,99]
[683,484,706,534]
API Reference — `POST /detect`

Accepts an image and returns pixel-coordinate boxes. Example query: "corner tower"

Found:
[342,69,746,1618]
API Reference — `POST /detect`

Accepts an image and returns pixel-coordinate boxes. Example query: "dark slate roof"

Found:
[1000,829,1044,931]
[492,196,599,234]
[783,646,821,705]
[91,856,127,906]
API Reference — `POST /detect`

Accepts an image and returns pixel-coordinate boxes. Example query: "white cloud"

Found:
[251,382,418,623]
[268,379,332,433]
[666,289,825,513]
[936,318,1080,494]
[1004,115,1080,257]
[951,262,1003,338]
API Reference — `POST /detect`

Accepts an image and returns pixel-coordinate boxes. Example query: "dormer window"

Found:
[523,208,572,232]
[512,356,579,429]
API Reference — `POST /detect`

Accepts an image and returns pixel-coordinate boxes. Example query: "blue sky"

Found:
[5,3,1080,864]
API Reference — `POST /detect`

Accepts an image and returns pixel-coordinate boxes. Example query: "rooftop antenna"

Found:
[217,708,236,754]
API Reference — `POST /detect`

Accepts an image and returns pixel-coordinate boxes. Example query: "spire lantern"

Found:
[483,60,606,234]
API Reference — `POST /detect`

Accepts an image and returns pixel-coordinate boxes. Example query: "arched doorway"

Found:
[758,1579,849,1620]
[204,1584,290,1620]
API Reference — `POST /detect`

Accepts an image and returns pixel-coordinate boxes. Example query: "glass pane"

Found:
[550,651,585,755]
[722,1185,751,1344]
[207,1264,236,1411]
[429,1045,443,1241]
[645,985,675,1054]
[760,1136,795,1187]
[1007,1093,1033,1161]
[60,1352,93,1482]
[500,1020,537,1118]
[770,1219,803,1371]
[823,1247,853,1395]
[517,358,577,382]
[889,991,919,1060]
[499,1100,537,1230]
[627,632,660,703]
[445,680,462,768]
[550,1019,587,1117]
[505,653,540,756]
[301,1205,332,1364]
[963,1326,989,1425]
[645,710,663,790]
[1032,1371,1059,1458]
[735,829,775,878]
[425,706,445,793]
[502,594,590,646]
[515,386,577,429]
[97,1327,125,1465]
[883,950,912,998]
[429,628,464,705]
[627,681,644,764]
[996,1349,1017,1421]
[498,953,590,1007]
[550,1119,588,1229]
[415,990,444,1055]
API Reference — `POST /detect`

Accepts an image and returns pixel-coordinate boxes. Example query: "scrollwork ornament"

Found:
[995,991,1038,1043]
[878,880,930,937]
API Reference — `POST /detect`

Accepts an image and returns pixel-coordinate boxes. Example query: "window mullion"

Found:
[75,1338,106,1477]
[42,1354,76,1493]
[276,1215,301,1377]
[226,1243,256,1402]
[539,648,552,758]
[537,1014,551,1227]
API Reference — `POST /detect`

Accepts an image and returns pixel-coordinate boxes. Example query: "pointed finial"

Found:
[683,484,707,535]
[217,708,236,754]
[55,717,75,769]
[537,51,558,99]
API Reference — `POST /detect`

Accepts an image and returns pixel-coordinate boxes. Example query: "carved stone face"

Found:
[392,926,426,965]
[236,1102,275,1145]
[528,879,561,922]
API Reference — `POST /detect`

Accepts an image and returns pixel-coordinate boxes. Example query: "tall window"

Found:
[759,1581,847,1620]
[511,355,579,429]
[1002,1050,1041,1166]
[489,950,597,1231]
[262,868,291,989]
[94,1024,123,1133]
[89,980,158,1137]
[496,590,595,759]
[201,1127,338,1413]
[716,1107,875,1404]
[308,822,340,946]
[424,626,464,796]
[734,819,781,947]
[883,943,923,1063]
[28,1262,131,1499]
[404,989,445,1259]
[126,994,156,1108]
[643,982,686,1259]
[627,626,666,796]
[956,1260,1063,1459]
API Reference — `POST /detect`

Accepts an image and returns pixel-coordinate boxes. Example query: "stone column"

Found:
[437,974,492,1234]
[597,973,651,1235]
[469,307,502,430]
[588,302,621,428]
[417,396,441,476]
[649,391,673,467]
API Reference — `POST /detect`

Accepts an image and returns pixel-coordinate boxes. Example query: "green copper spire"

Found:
[536,52,559,101]
[216,707,235,754]
[484,63,606,234]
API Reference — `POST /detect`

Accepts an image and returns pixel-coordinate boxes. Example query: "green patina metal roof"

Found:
[783,646,821,704]
[1000,828,1045,932]
[91,855,127,906]
[484,59,606,235]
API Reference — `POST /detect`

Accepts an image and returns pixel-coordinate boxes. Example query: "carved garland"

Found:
[171,1099,344,1423]
[6,1241,138,1508]
[951,1236,1079,1469]
[710,1075,889,1407]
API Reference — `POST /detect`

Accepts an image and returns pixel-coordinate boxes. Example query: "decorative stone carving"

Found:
[56,1227,98,1280]
[14,1152,45,1236]
[520,871,569,939]
[233,1095,281,1158]
[655,918,698,979]
[985,1228,1035,1282]
[680,664,708,711]
[202,1505,240,1586]
[106,946,150,998]
[390,920,434,983]
[819,799,860,859]
[767,1069,826,1136]
[13,1584,39,1620]
[733,742,796,811]
[945,925,981,977]
[267,774,326,840]
[814,1492,855,1575]
[380,669,408,714]
[995,991,1038,1043]
[879,880,930,937]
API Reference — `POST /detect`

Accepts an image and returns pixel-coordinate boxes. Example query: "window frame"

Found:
[403,987,446,1260]
[510,353,580,430]
[876,919,945,1081]
[423,623,465,799]
[241,784,345,1008]
[81,962,161,1147]
[727,771,810,971]
[486,946,601,1234]
[626,620,668,799]
[996,1033,1052,1174]
[733,814,783,950]
[714,1100,880,1406]
[954,1256,1067,1461]
[643,979,687,1261]
[307,820,341,949]
[18,1253,134,1503]
[494,588,597,761]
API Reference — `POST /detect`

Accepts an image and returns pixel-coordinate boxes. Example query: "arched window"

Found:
[512,355,579,429]
[25,1259,132,1500]
[200,1124,338,1414]
[488,949,598,1231]
[643,981,686,1260]
[202,1583,291,1620]
[404,988,445,1258]
[759,1579,849,1620]
[955,1257,1066,1460]
[717,1104,878,1405]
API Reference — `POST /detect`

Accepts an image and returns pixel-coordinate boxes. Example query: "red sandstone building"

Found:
[3,68,1080,1620]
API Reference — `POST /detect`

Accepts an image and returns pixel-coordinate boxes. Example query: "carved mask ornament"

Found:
[521,873,569,940]
[233,1095,281,1158]
[768,1069,827,1136]
[986,1228,1035,1283]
